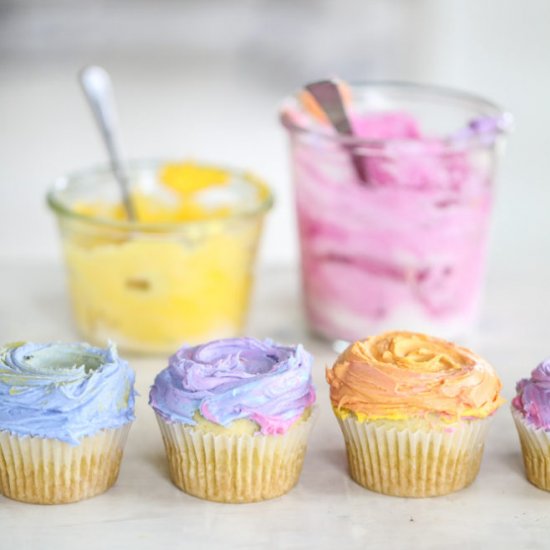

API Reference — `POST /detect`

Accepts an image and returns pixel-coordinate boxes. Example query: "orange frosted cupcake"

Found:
[326,331,503,497]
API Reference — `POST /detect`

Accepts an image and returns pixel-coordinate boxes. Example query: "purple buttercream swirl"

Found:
[451,114,512,145]
[513,358,550,430]
[149,338,316,435]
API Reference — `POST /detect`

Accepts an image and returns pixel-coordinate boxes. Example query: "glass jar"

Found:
[47,160,273,354]
[281,82,509,343]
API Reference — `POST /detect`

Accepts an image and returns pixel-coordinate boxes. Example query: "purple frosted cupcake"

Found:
[149,337,316,503]
[512,358,550,490]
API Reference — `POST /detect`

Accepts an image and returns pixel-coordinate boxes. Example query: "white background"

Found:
[1,0,550,274]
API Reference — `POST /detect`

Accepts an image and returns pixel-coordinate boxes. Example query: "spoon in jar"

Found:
[304,79,369,184]
[79,65,136,221]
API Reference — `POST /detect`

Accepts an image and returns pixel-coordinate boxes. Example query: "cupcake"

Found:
[326,331,503,497]
[512,359,550,490]
[149,337,316,503]
[0,342,135,504]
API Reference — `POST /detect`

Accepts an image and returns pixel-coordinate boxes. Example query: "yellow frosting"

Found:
[74,162,233,223]
[62,162,266,353]
[326,331,503,422]
[161,162,229,194]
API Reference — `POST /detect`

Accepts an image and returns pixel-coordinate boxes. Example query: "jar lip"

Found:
[279,80,511,151]
[46,158,274,232]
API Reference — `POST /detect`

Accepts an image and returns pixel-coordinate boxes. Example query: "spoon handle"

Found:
[79,65,136,221]
[305,80,369,185]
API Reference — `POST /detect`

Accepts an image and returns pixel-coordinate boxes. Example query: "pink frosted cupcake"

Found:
[512,358,550,490]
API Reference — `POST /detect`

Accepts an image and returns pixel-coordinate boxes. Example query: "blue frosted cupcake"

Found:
[0,342,136,504]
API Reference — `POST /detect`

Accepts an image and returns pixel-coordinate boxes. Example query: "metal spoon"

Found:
[79,65,136,221]
[305,79,369,184]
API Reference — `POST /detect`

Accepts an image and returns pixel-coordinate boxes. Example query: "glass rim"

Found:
[46,158,274,233]
[279,80,512,151]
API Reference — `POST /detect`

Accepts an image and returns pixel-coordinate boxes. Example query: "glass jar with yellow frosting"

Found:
[47,160,273,354]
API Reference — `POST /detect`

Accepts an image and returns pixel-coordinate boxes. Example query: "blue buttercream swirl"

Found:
[0,342,136,445]
[149,337,316,435]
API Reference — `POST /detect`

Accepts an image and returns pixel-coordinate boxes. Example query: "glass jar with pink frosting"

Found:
[280,82,510,343]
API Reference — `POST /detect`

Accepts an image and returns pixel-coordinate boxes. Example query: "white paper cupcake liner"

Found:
[512,407,550,491]
[336,415,490,497]
[156,409,317,503]
[0,423,132,504]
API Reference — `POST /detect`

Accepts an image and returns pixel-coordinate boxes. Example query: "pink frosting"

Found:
[287,110,495,341]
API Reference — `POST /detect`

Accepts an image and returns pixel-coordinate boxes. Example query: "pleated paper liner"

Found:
[336,415,490,497]
[0,423,132,504]
[156,409,317,503]
[512,407,550,491]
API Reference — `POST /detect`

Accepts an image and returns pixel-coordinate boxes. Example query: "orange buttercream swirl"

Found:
[326,331,503,421]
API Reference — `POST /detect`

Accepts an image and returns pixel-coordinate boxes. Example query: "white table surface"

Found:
[1,260,549,550]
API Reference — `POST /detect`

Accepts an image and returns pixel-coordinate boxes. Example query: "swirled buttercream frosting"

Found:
[326,331,503,421]
[0,342,136,444]
[513,359,550,430]
[149,337,316,435]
